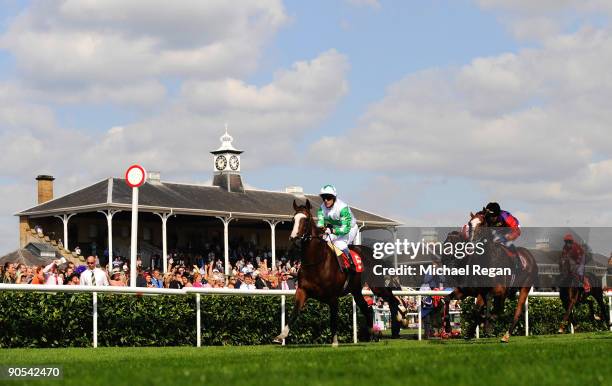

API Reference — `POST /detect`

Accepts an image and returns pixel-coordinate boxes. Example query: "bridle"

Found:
[291,208,326,268]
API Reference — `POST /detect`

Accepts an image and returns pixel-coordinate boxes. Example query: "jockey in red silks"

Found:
[561,233,587,289]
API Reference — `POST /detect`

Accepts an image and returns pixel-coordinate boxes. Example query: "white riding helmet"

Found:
[319,184,337,197]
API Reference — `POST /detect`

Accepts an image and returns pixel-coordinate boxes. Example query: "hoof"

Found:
[331,341,339,348]
[273,335,285,344]
[500,332,510,343]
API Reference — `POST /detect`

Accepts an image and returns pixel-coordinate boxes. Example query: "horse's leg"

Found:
[371,287,402,337]
[501,287,529,343]
[274,287,307,343]
[329,298,340,347]
[466,295,484,340]
[559,289,579,334]
[351,290,375,341]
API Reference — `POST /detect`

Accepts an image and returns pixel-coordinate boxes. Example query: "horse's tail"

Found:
[517,247,539,288]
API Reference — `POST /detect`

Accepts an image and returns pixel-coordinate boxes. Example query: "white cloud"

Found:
[0,0,288,106]
[309,24,612,225]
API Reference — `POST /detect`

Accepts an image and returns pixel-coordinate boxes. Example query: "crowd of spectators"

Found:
[1,240,300,290]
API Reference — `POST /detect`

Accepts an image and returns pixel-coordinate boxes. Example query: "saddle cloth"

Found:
[327,241,364,272]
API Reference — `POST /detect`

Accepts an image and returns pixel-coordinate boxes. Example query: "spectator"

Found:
[30,266,45,284]
[181,275,192,288]
[136,268,147,287]
[145,273,154,288]
[80,256,109,286]
[2,262,16,284]
[42,260,62,286]
[150,269,163,288]
[169,273,183,289]
[192,272,203,288]
[279,273,295,290]
[109,268,125,286]
[74,246,81,256]
[67,274,80,285]
[239,273,256,290]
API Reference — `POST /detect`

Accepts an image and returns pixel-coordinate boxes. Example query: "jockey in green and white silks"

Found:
[317,184,358,271]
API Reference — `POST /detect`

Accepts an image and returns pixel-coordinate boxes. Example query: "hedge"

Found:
[460,296,610,337]
[0,292,355,348]
[2,292,608,348]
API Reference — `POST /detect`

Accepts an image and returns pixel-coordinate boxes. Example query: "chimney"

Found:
[36,175,55,204]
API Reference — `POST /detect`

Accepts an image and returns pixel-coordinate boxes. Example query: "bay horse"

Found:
[443,211,538,343]
[273,199,404,346]
[558,255,609,333]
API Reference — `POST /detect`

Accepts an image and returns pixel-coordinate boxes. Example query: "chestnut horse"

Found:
[443,211,538,343]
[273,199,404,346]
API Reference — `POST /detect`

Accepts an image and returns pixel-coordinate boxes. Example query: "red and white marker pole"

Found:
[125,164,146,287]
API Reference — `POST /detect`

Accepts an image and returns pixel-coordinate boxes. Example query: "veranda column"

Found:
[264,220,281,270]
[154,211,173,273]
[98,210,120,269]
[54,213,77,251]
[216,216,234,276]
[355,221,366,245]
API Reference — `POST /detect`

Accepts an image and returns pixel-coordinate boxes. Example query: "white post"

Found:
[475,297,480,339]
[54,213,76,252]
[417,295,422,341]
[355,222,365,245]
[264,220,280,270]
[196,293,201,347]
[352,298,358,344]
[98,210,120,271]
[93,292,98,348]
[130,187,139,287]
[216,216,233,276]
[154,212,172,273]
[608,295,612,332]
[525,294,529,337]
[281,295,286,346]
[392,227,398,268]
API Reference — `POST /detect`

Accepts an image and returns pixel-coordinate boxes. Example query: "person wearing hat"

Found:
[109,268,125,286]
[482,202,521,246]
[317,184,358,273]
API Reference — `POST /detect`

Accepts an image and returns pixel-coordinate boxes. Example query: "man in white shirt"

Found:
[239,273,256,290]
[80,256,109,286]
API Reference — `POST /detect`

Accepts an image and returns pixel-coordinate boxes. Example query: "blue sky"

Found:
[1,0,611,254]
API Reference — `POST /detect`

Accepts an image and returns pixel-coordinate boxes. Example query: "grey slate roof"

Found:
[16,178,400,226]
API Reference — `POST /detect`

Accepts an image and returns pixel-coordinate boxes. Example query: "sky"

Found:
[1,0,612,255]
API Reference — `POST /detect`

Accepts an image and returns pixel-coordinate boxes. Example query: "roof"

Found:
[0,248,55,266]
[16,178,401,226]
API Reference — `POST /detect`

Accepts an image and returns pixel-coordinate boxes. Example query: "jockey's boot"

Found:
[334,253,345,273]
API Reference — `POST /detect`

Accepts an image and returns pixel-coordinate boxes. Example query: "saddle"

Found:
[326,242,363,272]
[499,244,527,270]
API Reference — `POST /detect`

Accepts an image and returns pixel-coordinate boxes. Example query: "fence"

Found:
[0,284,610,347]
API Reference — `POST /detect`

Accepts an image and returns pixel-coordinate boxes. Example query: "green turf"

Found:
[1,333,610,386]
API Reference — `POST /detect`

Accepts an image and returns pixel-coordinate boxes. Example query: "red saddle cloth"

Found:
[342,250,364,272]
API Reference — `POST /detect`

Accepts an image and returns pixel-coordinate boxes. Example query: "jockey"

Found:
[483,202,521,249]
[317,184,358,272]
[561,233,586,287]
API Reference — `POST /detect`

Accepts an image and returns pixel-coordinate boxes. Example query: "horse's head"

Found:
[289,199,316,242]
[466,210,488,242]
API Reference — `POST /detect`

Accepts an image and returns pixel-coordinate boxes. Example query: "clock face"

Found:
[215,155,227,171]
[229,155,240,170]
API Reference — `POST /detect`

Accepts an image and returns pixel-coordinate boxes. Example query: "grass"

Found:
[1,333,610,386]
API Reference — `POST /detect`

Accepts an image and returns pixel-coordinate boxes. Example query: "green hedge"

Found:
[0,292,354,348]
[460,296,609,337]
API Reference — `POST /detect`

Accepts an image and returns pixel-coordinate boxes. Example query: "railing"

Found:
[0,284,610,347]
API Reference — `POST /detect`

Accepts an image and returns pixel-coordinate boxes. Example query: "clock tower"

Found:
[211,125,244,192]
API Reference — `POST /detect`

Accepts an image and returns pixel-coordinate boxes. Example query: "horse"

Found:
[273,199,405,346]
[442,211,538,343]
[558,255,609,333]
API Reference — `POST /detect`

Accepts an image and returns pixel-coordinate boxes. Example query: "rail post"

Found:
[352,299,358,344]
[417,295,422,341]
[281,295,286,346]
[196,293,201,347]
[93,292,98,348]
